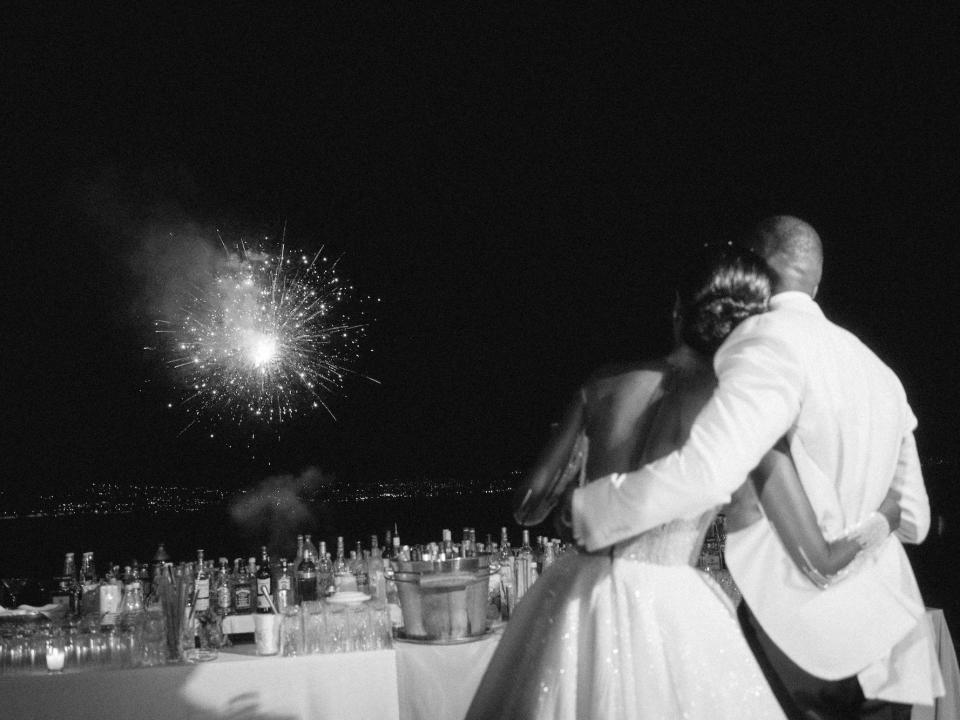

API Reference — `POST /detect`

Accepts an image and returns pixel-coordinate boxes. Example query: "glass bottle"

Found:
[296,545,318,603]
[333,536,353,592]
[232,558,252,614]
[275,558,295,612]
[255,546,273,613]
[367,535,385,603]
[304,534,317,564]
[352,542,370,594]
[514,529,537,606]
[293,534,305,570]
[99,562,123,628]
[315,542,334,598]
[192,550,210,614]
[214,558,233,616]
[51,552,77,613]
[139,562,152,600]
[383,530,393,561]
[79,551,99,624]
[441,529,454,560]
[118,570,145,630]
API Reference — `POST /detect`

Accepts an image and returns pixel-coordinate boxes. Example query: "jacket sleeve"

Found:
[891,426,930,544]
[573,317,804,552]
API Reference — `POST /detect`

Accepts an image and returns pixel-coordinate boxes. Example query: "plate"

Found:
[327,592,371,604]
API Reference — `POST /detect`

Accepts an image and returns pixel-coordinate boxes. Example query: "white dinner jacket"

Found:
[573,292,941,705]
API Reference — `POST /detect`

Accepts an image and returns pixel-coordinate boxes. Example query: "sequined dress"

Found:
[466,515,786,719]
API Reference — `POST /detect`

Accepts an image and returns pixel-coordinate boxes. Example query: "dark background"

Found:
[6,5,958,516]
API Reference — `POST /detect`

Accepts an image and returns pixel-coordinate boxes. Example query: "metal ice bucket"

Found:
[391,556,491,642]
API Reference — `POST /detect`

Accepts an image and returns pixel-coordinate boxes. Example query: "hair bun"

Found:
[683,293,767,356]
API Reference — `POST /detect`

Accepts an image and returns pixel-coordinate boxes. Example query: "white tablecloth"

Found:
[396,631,502,720]
[2,647,400,720]
[0,631,502,720]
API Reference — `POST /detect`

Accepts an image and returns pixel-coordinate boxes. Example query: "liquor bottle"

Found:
[333,536,354,592]
[118,568,145,632]
[304,534,317,564]
[79,551,99,624]
[498,527,513,562]
[138,562,152,599]
[194,550,210,612]
[352,542,370,594]
[294,534,305,570]
[275,558,295,612]
[152,543,171,570]
[214,558,233,616]
[541,538,556,572]
[296,545,318,603]
[441,529,454,560]
[315,542,334,598]
[255,547,272,613]
[99,562,123,628]
[383,530,393,560]
[461,527,473,557]
[51,552,77,613]
[514,529,537,606]
[231,559,250,614]
[367,535,386,603]
[391,534,401,562]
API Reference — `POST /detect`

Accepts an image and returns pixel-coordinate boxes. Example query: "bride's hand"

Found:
[553,482,578,546]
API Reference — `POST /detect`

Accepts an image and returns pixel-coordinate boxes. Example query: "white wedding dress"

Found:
[466,515,785,719]
[467,353,786,719]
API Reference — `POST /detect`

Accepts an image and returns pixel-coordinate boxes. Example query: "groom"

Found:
[572,216,941,719]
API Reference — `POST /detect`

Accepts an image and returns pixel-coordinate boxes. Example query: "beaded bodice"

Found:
[612,511,717,566]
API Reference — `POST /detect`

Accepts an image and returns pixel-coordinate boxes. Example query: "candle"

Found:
[46,647,65,672]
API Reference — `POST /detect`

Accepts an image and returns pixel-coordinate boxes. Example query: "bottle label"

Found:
[217,585,231,610]
[235,586,251,610]
[256,578,271,609]
[195,578,210,611]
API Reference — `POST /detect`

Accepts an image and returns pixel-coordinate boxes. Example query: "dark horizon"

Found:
[7,6,959,523]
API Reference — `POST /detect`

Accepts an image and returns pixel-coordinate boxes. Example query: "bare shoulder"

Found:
[586,358,669,402]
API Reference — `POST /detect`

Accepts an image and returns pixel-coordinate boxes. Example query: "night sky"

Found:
[7,5,959,502]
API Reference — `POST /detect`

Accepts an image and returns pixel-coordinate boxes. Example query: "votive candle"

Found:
[46,647,65,672]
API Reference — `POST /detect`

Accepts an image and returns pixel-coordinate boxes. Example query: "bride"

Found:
[467,245,896,719]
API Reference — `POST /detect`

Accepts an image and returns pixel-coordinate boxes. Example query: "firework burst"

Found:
[155,239,375,438]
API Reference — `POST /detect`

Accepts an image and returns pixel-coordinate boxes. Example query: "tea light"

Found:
[46,647,65,672]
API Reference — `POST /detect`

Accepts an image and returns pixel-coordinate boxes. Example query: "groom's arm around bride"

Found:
[572,216,941,718]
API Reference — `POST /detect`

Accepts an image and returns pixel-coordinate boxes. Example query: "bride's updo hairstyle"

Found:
[676,243,773,356]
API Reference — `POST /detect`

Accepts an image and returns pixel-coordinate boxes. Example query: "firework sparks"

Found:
[155,240,375,437]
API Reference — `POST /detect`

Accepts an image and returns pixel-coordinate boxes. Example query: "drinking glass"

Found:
[254,613,281,656]
[280,607,302,657]
[323,603,349,653]
[347,603,372,652]
[303,606,325,655]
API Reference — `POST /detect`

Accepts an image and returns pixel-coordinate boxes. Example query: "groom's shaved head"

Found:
[749,215,823,297]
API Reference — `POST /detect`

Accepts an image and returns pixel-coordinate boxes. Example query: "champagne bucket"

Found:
[391,556,490,641]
